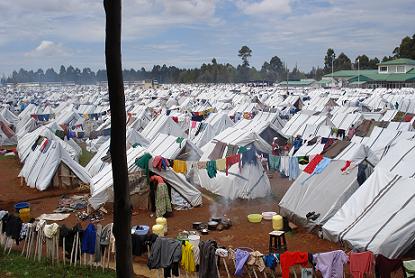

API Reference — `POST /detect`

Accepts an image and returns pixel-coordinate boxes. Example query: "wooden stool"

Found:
[268,231,287,253]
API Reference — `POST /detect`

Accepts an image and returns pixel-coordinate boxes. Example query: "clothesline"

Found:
[0,210,409,278]
[135,145,259,178]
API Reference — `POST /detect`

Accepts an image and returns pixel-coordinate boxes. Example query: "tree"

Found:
[45,68,58,82]
[59,65,66,81]
[260,55,285,81]
[393,34,415,59]
[238,45,252,67]
[368,57,380,69]
[355,55,370,69]
[324,48,335,74]
[104,0,133,276]
[289,64,305,80]
[334,52,352,70]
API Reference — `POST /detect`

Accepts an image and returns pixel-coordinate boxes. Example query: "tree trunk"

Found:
[103,0,133,276]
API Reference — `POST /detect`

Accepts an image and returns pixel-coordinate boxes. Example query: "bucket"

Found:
[272,215,283,231]
[156,217,168,234]
[152,224,164,237]
[15,202,30,213]
[15,202,30,222]
[188,235,200,247]
[131,225,149,236]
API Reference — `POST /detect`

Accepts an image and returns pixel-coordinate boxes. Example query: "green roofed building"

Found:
[278,79,318,88]
[322,58,415,89]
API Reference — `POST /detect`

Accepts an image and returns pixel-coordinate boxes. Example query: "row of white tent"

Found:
[4,84,415,260]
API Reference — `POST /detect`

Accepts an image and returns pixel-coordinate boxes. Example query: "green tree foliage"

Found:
[261,56,285,81]
[324,48,335,74]
[393,34,415,59]
[3,33,414,86]
[354,55,380,69]
[238,45,252,67]
[334,52,352,70]
[306,67,325,81]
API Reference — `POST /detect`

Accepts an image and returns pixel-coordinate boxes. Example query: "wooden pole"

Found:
[104,0,133,276]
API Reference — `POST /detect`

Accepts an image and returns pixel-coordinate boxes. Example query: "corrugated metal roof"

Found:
[378,58,415,66]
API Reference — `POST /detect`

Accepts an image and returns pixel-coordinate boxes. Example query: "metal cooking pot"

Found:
[199,223,208,231]
[192,222,202,230]
[210,216,222,223]
[208,221,218,230]
[221,218,232,229]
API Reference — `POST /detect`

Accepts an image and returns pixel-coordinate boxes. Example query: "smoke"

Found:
[209,196,231,217]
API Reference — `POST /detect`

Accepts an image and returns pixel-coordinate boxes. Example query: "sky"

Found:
[0,0,414,76]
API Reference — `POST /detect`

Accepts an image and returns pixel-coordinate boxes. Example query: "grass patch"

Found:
[0,155,15,161]
[0,251,115,277]
[79,147,95,167]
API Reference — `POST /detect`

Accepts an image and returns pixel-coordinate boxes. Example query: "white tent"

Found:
[192,112,234,148]
[85,128,150,176]
[251,111,286,129]
[323,140,415,258]
[127,107,152,132]
[16,118,38,139]
[280,144,378,230]
[17,126,80,162]
[330,112,362,131]
[141,114,185,142]
[18,139,91,191]
[195,161,271,200]
[279,160,359,230]
[344,126,415,159]
[233,119,287,145]
[196,129,272,200]
[54,109,83,127]
[89,146,202,210]
[1,108,18,126]
[200,127,272,156]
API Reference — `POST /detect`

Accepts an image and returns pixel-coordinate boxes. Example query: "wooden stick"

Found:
[63,237,66,265]
[216,256,221,278]
[106,244,110,269]
[57,235,60,264]
[21,233,27,256]
[7,238,13,255]
[101,247,107,271]
[78,235,82,266]
[70,234,76,266]
[74,232,79,266]
[37,232,43,262]
[25,228,31,258]
[222,258,231,278]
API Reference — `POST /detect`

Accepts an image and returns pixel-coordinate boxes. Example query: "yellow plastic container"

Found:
[247,214,263,223]
[152,224,164,237]
[156,217,168,234]
[19,208,31,223]
[272,215,283,231]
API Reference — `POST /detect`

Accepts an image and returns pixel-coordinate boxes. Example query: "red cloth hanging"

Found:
[350,251,374,278]
[341,160,352,172]
[225,154,240,176]
[280,252,309,278]
[303,154,324,174]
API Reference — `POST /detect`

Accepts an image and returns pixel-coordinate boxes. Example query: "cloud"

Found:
[235,0,292,15]
[0,0,415,74]
[163,0,217,18]
[25,41,69,57]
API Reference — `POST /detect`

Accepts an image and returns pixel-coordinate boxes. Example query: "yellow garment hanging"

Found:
[181,241,195,273]
[173,160,187,174]
[216,158,226,171]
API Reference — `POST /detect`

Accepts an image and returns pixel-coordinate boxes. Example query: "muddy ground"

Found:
[0,156,404,277]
